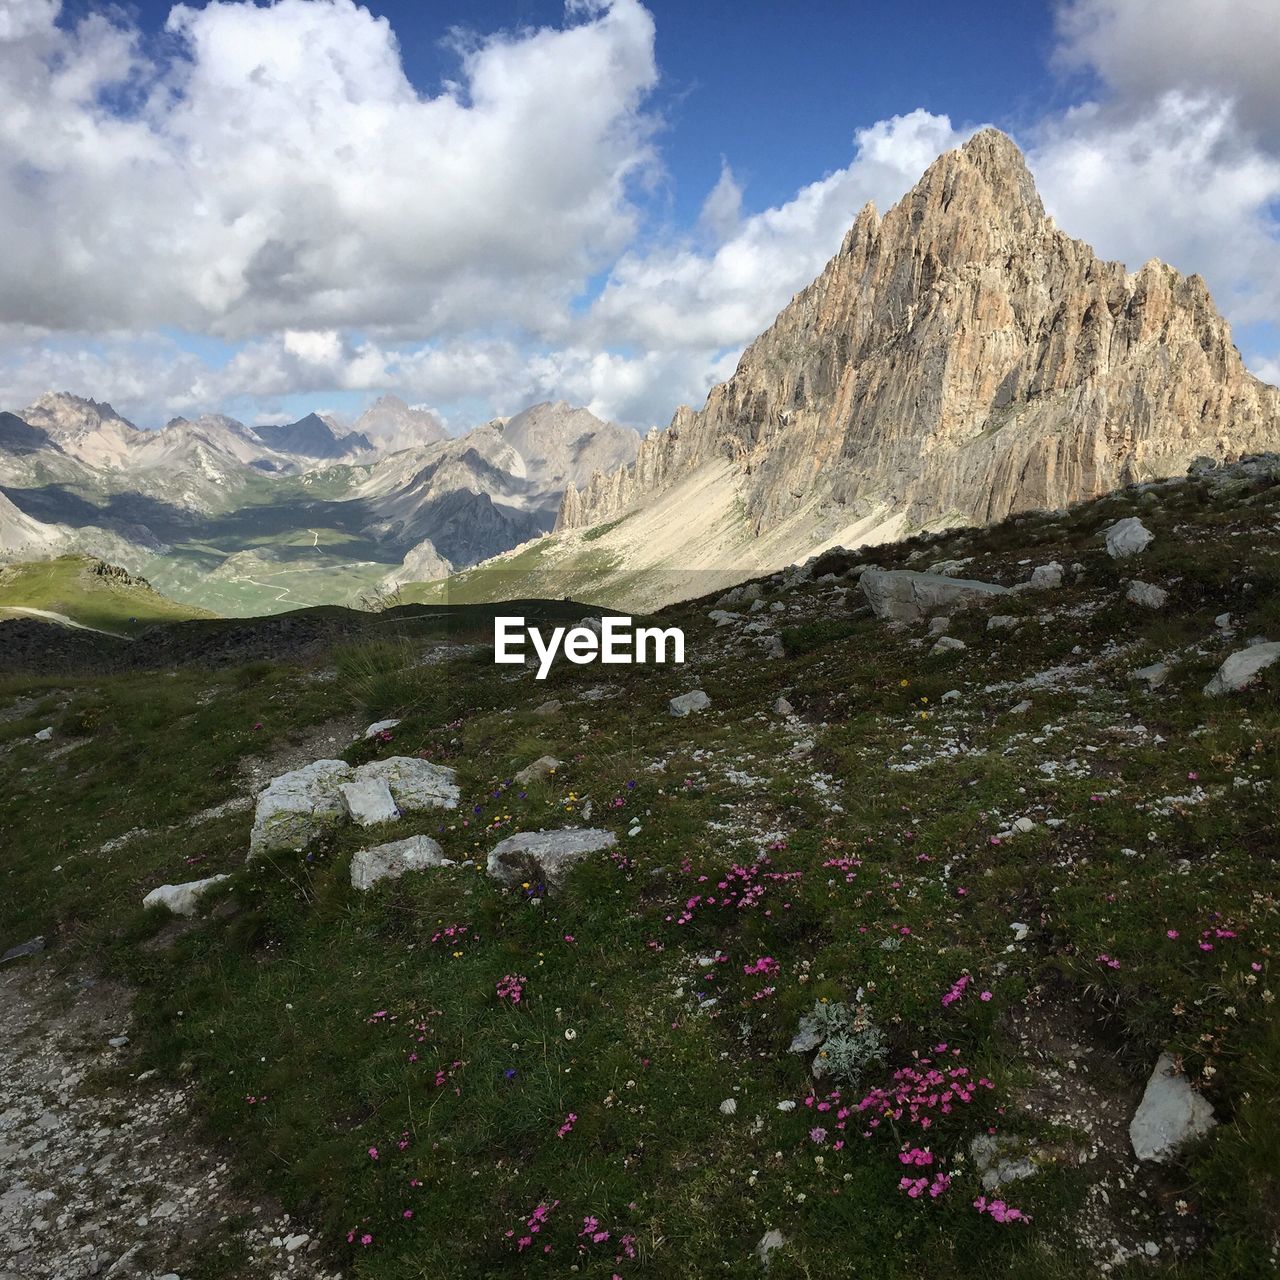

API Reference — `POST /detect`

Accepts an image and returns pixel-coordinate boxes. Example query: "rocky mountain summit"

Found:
[557,129,1280,567]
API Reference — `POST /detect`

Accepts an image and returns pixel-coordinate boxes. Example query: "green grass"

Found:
[2,468,1279,1278]
[0,555,215,635]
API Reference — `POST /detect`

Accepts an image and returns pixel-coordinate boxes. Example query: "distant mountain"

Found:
[353,395,448,454]
[500,401,640,493]
[252,412,372,462]
[0,391,637,616]
[20,393,139,468]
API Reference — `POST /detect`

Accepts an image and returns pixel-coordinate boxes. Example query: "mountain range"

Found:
[4,130,1279,618]
[0,394,638,615]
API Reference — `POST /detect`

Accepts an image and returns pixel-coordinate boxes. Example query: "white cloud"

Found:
[3,1,1279,431]
[0,0,659,337]
[1054,0,1280,146]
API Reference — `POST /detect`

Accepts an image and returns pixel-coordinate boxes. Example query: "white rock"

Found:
[941,689,961,702]
[1203,641,1280,695]
[1009,699,1033,714]
[340,778,399,827]
[987,615,1018,631]
[930,636,967,655]
[860,568,1008,624]
[361,718,401,740]
[142,874,230,918]
[756,1229,785,1265]
[1214,612,1233,630]
[669,690,711,716]
[763,634,785,659]
[928,616,950,636]
[1126,580,1168,609]
[1132,661,1170,689]
[248,759,353,858]
[708,609,740,627]
[353,756,459,811]
[1129,1052,1216,1162]
[350,835,453,891]
[283,1233,310,1252]
[1012,816,1035,833]
[772,696,793,716]
[1105,517,1154,559]
[487,828,617,890]
[514,755,562,785]
[718,1097,737,1116]
[34,726,53,741]
[1028,562,1063,589]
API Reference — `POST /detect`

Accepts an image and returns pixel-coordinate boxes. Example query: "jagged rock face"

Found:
[20,393,139,468]
[559,130,1280,540]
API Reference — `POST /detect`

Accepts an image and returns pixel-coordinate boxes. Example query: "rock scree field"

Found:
[2,455,1279,1279]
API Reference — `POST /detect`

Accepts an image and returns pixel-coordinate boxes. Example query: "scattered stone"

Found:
[756,1229,786,1267]
[708,609,739,627]
[1028,562,1063,589]
[987,615,1017,631]
[762,634,785,659]
[669,690,711,717]
[1009,699,1033,714]
[487,828,618,890]
[930,636,967,656]
[1011,816,1035,833]
[248,759,353,858]
[927,616,950,636]
[1133,661,1170,689]
[1203,641,1280,695]
[514,755,562,786]
[350,835,453,891]
[361,718,401,739]
[718,1098,737,1116]
[941,689,960,702]
[860,568,1008,623]
[353,757,459,811]
[33,726,53,741]
[969,1134,1039,1190]
[141,875,231,918]
[1126,580,1168,609]
[339,778,399,826]
[1105,516,1154,559]
[1129,1052,1216,1162]
[1214,612,1233,630]
[1,936,45,964]
[533,699,562,716]
[772,696,793,716]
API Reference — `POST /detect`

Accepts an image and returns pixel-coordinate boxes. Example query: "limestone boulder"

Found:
[142,874,230,918]
[487,828,617,890]
[248,760,353,858]
[350,835,453,891]
[860,569,1007,624]
[1203,641,1280,695]
[1129,1052,1216,1162]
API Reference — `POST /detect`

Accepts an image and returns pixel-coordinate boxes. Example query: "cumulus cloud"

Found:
[1054,0,1280,147]
[2,0,1279,428]
[0,0,659,337]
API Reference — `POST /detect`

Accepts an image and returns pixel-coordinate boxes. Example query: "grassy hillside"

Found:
[0,555,215,636]
[1,459,1278,1278]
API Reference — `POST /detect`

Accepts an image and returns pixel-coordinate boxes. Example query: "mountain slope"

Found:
[536,129,1280,607]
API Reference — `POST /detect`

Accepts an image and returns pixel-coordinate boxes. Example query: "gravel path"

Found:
[0,961,340,1280]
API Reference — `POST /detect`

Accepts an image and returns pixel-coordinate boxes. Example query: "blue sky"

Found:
[2,0,1279,430]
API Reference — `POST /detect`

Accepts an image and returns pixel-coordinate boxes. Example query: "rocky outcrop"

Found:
[860,568,1008,623]
[557,130,1280,545]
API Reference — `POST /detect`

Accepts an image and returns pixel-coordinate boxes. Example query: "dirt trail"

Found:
[0,961,340,1280]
